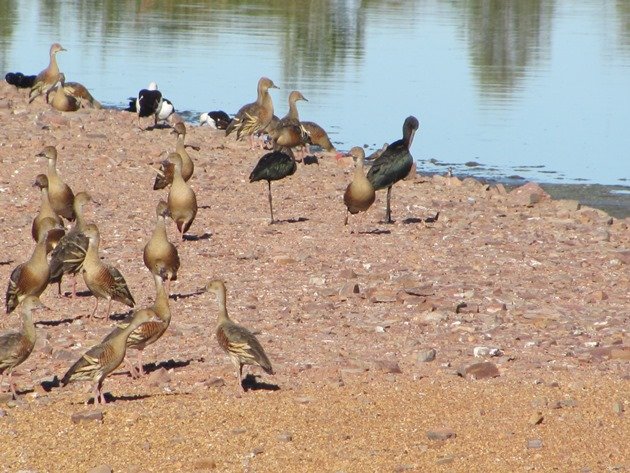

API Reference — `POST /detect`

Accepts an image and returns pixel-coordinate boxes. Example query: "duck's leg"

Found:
[89,297,99,318]
[8,372,17,399]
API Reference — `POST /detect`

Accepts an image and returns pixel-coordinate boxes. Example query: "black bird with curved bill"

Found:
[366,115,419,223]
[249,150,297,224]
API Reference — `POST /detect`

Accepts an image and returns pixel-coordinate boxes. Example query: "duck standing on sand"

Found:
[343,147,375,226]
[28,43,66,103]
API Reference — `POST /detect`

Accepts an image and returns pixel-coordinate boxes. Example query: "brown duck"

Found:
[343,147,375,225]
[31,174,64,242]
[268,90,310,155]
[59,73,102,109]
[81,224,135,319]
[5,225,52,314]
[165,153,197,240]
[36,145,75,221]
[153,122,194,189]
[48,192,92,296]
[28,43,66,104]
[225,77,279,148]
[61,309,152,405]
[103,273,171,378]
[206,279,273,391]
[49,74,80,112]
[143,200,180,294]
[301,121,336,153]
[0,296,47,399]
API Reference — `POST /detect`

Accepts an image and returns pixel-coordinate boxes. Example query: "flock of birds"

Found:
[2,42,419,406]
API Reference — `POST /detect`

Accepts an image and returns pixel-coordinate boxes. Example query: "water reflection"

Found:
[461,0,553,101]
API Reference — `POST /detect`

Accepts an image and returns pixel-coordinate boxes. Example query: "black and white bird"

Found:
[136,82,174,129]
[199,110,231,130]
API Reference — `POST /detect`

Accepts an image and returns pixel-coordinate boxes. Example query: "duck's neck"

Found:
[30,238,49,268]
[74,205,87,230]
[47,158,59,178]
[287,99,300,121]
[216,288,230,324]
[49,52,60,76]
[152,275,171,322]
[153,215,168,240]
[84,235,101,265]
[262,90,274,114]
[172,167,185,186]
[21,310,37,345]
[40,188,55,215]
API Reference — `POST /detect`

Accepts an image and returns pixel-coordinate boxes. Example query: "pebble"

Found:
[527,439,543,449]
[87,466,113,473]
[148,367,171,387]
[417,349,436,363]
[371,360,402,374]
[71,410,104,424]
[277,431,293,442]
[426,428,457,441]
[193,458,217,470]
[612,402,624,415]
[458,362,500,380]
[0,408,6,417]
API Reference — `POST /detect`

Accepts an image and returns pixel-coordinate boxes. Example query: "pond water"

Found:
[1,1,629,199]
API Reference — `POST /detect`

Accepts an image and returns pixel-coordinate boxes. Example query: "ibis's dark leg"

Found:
[267,181,275,224]
[344,210,349,226]
[386,186,393,223]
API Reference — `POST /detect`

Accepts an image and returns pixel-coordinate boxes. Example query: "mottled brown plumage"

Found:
[103,273,171,378]
[165,153,197,240]
[226,77,279,148]
[301,121,336,152]
[81,224,135,319]
[153,122,194,189]
[343,147,375,225]
[206,280,273,391]
[28,43,66,104]
[0,297,46,399]
[61,309,152,405]
[31,174,64,242]
[36,146,75,221]
[60,74,102,109]
[143,200,180,293]
[48,192,92,296]
[5,228,51,314]
[267,91,310,154]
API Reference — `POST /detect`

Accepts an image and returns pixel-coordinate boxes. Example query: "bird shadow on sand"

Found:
[97,392,153,404]
[356,228,392,235]
[170,289,205,301]
[403,212,440,225]
[183,232,212,241]
[273,217,308,225]
[242,374,280,392]
[109,309,135,321]
[141,358,195,375]
[145,123,172,131]
[36,315,83,327]
[0,259,13,266]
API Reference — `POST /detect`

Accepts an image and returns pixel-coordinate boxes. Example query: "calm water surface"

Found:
[1,0,629,194]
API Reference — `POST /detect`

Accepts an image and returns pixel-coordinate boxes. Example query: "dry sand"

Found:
[0,82,628,472]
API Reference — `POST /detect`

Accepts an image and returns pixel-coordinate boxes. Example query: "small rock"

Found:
[277,431,293,442]
[294,396,315,404]
[436,455,455,465]
[528,412,544,425]
[339,282,360,297]
[203,377,225,388]
[193,458,217,470]
[375,326,385,333]
[458,362,500,380]
[509,182,550,206]
[555,199,581,212]
[527,439,543,449]
[87,466,113,473]
[250,446,264,456]
[148,367,171,387]
[71,410,104,424]
[427,428,456,441]
[612,401,624,415]
[371,359,402,374]
[339,269,357,279]
[309,276,326,287]
[417,349,436,363]
[0,393,13,404]
[0,408,6,417]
